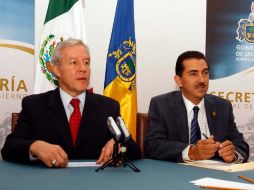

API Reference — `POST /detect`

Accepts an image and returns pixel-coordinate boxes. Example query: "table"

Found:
[0,159,253,190]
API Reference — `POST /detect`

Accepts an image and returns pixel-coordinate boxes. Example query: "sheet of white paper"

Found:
[182,160,254,172]
[67,162,101,167]
[184,160,233,171]
[191,177,254,190]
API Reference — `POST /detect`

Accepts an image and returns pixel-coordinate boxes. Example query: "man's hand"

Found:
[189,135,218,160]
[29,140,68,168]
[218,140,235,163]
[96,138,115,165]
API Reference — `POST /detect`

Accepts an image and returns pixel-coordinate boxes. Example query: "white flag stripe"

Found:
[34,0,92,94]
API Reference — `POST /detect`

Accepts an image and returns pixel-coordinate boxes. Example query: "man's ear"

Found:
[51,65,60,78]
[174,75,182,88]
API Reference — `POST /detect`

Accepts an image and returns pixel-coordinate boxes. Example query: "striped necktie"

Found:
[190,106,201,144]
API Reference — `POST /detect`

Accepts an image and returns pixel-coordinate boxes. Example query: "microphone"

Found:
[116,116,130,142]
[107,117,121,142]
[96,116,140,173]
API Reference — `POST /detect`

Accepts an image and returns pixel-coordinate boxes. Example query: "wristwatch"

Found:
[234,150,244,163]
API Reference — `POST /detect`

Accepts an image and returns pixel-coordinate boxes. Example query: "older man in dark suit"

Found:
[1,38,141,167]
[145,51,249,163]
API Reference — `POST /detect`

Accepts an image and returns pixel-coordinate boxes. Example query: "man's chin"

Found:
[76,84,88,93]
[77,81,88,87]
[195,92,206,99]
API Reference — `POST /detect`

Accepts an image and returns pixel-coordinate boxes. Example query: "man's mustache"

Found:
[194,83,206,88]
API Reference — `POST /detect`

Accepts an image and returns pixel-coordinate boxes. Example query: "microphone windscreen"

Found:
[107,117,121,142]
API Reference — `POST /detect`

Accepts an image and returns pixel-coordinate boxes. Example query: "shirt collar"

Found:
[59,88,86,110]
[182,94,205,117]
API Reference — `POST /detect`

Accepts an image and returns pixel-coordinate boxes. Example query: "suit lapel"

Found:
[204,96,217,136]
[76,92,100,147]
[174,92,189,144]
[47,88,73,150]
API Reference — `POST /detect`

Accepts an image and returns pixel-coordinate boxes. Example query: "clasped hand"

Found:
[189,135,235,163]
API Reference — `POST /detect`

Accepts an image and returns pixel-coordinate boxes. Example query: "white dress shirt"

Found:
[181,94,210,161]
[59,88,86,121]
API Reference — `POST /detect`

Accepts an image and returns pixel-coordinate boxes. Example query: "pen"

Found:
[202,133,221,151]
[239,175,254,184]
[202,133,209,139]
[200,185,248,190]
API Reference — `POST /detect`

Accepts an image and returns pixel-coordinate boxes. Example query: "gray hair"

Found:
[51,38,90,66]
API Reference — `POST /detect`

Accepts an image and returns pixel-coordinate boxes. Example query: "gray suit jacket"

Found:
[144,91,249,162]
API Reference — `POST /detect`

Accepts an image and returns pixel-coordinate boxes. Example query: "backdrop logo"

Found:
[236,2,254,43]
[39,34,63,86]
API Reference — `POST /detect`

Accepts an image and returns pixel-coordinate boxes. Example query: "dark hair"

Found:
[175,51,208,76]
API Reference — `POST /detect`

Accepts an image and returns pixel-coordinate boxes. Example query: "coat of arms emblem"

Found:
[236,2,254,43]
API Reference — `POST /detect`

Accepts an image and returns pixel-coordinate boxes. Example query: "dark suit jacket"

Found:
[144,91,249,162]
[1,88,141,163]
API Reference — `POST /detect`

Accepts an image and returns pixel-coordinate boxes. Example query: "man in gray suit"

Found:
[145,51,249,163]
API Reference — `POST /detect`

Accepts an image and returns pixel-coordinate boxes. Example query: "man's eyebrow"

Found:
[187,68,209,73]
[188,70,198,73]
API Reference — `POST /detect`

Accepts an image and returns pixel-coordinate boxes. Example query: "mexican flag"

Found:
[34,0,92,93]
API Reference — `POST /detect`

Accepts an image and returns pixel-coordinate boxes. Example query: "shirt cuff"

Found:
[29,152,38,161]
[182,145,192,161]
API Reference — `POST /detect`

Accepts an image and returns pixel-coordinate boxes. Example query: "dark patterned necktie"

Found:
[190,106,201,144]
[69,99,81,146]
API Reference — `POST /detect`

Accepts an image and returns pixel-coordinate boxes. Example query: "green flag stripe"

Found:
[44,0,79,24]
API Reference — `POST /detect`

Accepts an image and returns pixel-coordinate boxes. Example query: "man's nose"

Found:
[198,73,205,82]
[78,59,87,71]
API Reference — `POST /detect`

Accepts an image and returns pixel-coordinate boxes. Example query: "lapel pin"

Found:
[212,112,216,117]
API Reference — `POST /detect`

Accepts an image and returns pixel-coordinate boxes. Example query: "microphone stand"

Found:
[118,143,140,172]
[95,142,140,172]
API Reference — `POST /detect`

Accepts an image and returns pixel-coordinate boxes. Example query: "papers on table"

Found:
[67,161,101,167]
[181,160,254,172]
[191,177,254,190]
